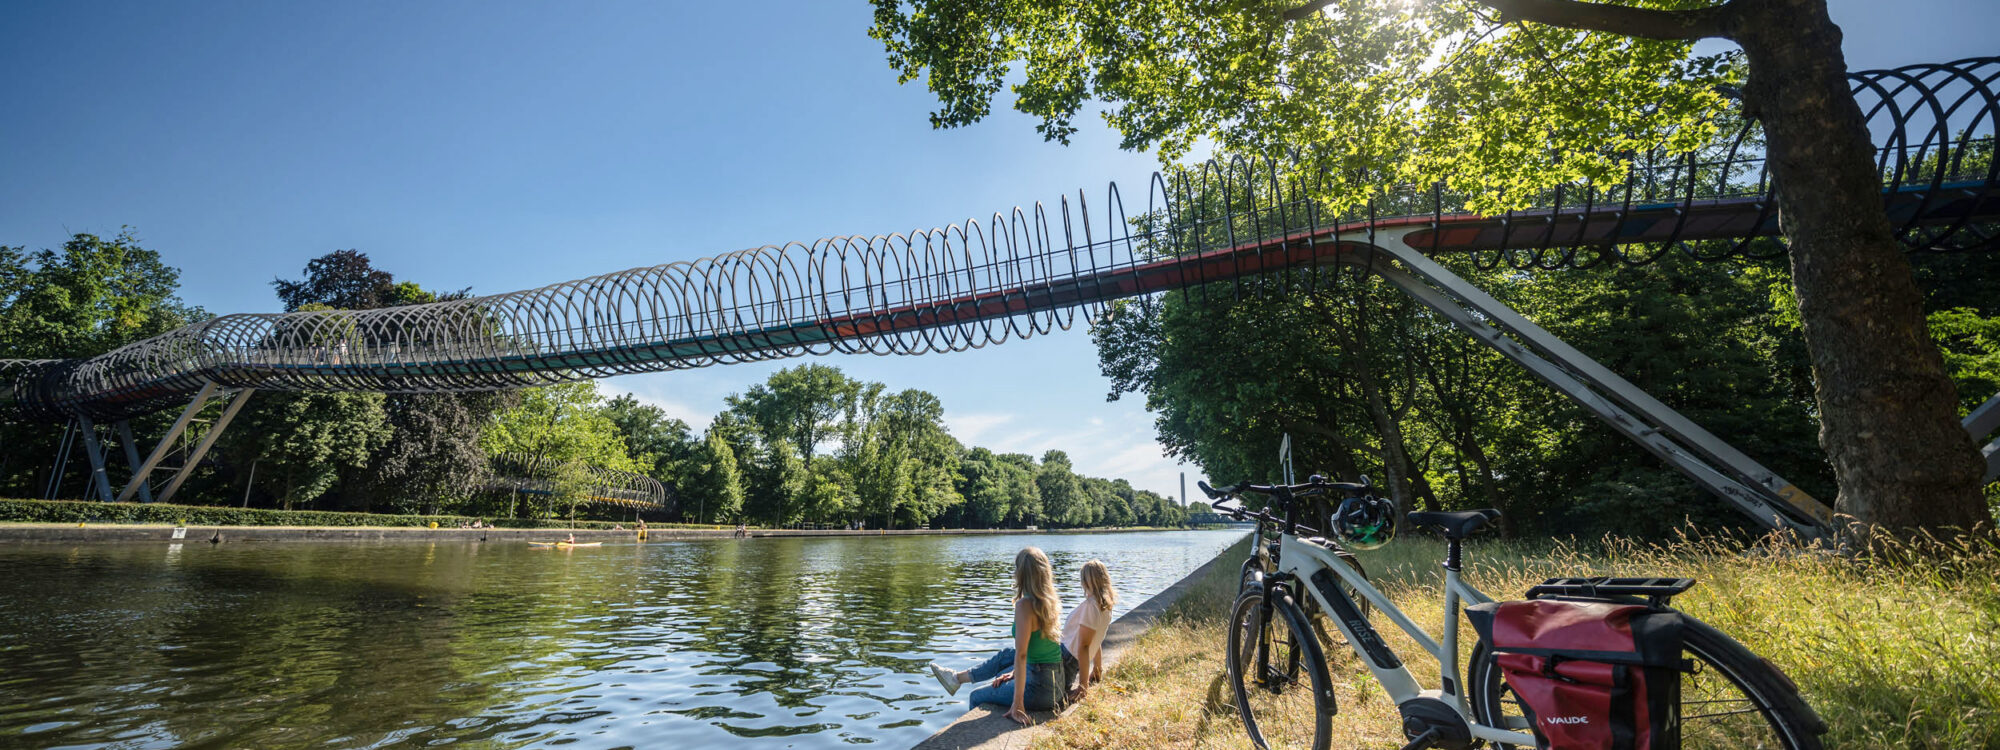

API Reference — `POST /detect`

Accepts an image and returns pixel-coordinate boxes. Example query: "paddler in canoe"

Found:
[530,533,603,548]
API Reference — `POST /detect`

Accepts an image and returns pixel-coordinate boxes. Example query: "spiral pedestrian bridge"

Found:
[8,57,1998,534]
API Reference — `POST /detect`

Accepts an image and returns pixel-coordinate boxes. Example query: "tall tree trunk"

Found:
[1356,360,1425,512]
[1732,0,1987,534]
[1484,0,1991,536]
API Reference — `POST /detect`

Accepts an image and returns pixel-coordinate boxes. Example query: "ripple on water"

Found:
[0,530,1245,749]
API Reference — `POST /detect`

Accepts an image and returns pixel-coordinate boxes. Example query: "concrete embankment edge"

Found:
[0,524,1234,544]
[912,532,1253,750]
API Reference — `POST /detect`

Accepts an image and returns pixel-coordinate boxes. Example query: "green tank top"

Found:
[1011,622,1063,665]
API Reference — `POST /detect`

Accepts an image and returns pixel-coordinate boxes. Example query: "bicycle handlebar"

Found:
[1198,475,1372,501]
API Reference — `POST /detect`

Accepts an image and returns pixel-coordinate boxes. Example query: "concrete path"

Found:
[912,533,1248,750]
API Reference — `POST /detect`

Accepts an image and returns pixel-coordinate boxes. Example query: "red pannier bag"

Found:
[1466,599,1685,750]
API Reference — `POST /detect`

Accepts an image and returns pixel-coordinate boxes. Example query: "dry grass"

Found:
[1035,531,2000,750]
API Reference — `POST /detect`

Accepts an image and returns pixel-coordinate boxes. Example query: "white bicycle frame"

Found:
[1272,531,1537,746]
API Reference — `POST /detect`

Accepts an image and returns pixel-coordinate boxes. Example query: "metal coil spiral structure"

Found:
[4,57,1995,424]
[485,452,668,509]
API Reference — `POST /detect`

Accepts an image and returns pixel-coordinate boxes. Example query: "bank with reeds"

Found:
[1034,532,2000,750]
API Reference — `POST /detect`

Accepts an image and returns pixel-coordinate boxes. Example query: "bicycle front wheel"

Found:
[1227,585,1332,750]
[1468,612,1825,750]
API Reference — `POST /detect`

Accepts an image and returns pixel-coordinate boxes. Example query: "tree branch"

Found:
[1281,0,1337,22]
[1471,0,1738,40]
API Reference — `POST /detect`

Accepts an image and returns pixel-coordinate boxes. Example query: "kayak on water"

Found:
[528,541,604,548]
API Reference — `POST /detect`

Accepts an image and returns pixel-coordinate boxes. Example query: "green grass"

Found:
[1037,531,2000,749]
[0,498,728,530]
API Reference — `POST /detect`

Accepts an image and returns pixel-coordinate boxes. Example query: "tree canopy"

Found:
[871,0,1995,534]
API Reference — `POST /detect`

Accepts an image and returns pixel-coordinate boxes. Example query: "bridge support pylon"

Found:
[113,420,154,503]
[75,417,115,503]
[116,382,255,504]
[1343,227,1837,538]
[1966,393,2000,484]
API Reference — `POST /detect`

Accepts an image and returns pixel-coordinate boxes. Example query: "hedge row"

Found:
[0,499,725,530]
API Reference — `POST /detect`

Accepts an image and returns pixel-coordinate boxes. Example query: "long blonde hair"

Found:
[1081,559,1117,612]
[1014,547,1061,641]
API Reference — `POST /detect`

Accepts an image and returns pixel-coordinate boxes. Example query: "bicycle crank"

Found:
[1396,696,1474,750]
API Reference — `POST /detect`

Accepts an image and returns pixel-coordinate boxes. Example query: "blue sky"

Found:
[2,1,1991,501]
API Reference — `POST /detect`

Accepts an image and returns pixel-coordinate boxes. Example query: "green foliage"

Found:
[0,231,208,497]
[272,249,397,312]
[0,498,705,529]
[221,391,393,510]
[373,391,517,516]
[1094,253,1831,538]
[726,363,862,463]
[1929,307,2000,416]
[0,230,206,360]
[482,382,641,517]
[681,429,745,523]
[699,365,1181,529]
[601,394,699,514]
[869,0,1733,214]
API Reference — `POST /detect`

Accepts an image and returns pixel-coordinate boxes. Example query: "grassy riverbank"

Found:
[1037,532,2000,750]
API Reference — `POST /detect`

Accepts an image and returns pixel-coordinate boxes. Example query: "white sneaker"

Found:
[929,663,961,696]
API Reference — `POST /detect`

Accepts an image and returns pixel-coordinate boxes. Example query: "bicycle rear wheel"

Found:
[1468,612,1825,750]
[1227,585,1332,750]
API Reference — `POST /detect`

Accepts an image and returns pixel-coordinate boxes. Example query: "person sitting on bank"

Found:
[1061,560,1117,703]
[927,547,1067,725]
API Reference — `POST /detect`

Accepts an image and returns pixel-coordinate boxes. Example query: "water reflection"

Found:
[0,530,1243,749]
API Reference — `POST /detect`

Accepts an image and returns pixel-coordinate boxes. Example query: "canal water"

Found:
[0,529,1245,749]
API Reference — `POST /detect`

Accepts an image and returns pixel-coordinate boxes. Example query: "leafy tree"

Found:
[742,438,809,525]
[601,394,698,513]
[996,452,1044,525]
[481,382,639,518]
[603,395,697,475]
[0,231,205,359]
[955,447,1013,527]
[683,428,746,523]
[1928,309,2000,417]
[1036,450,1084,526]
[372,392,517,515]
[726,364,862,464]
[0,231,207,497]
[869,0,1985,534]
[221,389,391,510]
[272,249,396,312]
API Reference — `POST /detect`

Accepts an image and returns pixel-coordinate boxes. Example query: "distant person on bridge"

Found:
[927,546,1070,725]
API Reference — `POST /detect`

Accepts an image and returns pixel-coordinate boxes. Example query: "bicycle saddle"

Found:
[1405,509,1500,539]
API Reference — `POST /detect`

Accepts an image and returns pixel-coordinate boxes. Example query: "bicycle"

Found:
[1236,485,1371,648]
[1200,476,1826,750]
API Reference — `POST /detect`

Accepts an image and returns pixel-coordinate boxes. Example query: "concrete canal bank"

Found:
[913,533,1252,750]
[0,523,1219,544]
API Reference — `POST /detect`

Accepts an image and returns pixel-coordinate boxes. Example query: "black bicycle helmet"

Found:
[1333,494,1397,550]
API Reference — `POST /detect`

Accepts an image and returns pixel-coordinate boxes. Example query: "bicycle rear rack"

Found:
[1525,576,1697,607]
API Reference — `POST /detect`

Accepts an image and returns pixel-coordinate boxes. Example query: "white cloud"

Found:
[944,412,1015,447]
[608,383,714,431]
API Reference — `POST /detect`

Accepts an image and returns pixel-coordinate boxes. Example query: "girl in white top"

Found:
[1060,559,1118,702]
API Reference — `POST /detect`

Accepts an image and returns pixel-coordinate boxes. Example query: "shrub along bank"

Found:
[0,498,723,530]
[1035,532,2000,750]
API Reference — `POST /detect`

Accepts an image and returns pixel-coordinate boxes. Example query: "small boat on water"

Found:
[528,541,604,548]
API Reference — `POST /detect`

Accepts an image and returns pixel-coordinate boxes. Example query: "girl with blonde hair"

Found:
[928,547,1065,725]
[1059,559,1117,702]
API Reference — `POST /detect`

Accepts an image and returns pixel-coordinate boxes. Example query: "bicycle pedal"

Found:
[1395,728,1440,750]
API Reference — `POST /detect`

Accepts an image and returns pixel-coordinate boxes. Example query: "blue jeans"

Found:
[963,647,1064,710]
